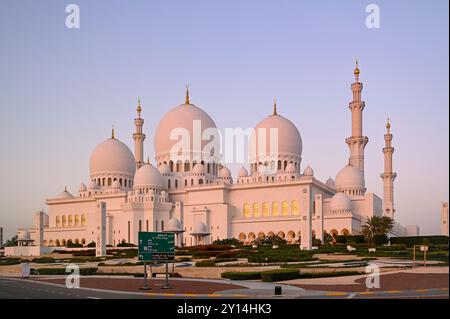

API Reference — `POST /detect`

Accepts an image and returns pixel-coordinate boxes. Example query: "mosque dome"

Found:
[303,165,314,176]
[166,217,182,232]
[249,113,302,163]
[326,177,335,188]
[192,163,206,174]
[90,137,136,178]
[158,163,171,174]
[330,192,352,212]
[78,183,87,192]
[219,166,232,178]
[57,188,74,199]
[335,165,365,190]
[18,230,30,241]
[192,221,208,234]
[238,167,249,177]
[134,163,164,188]
[154,101,218,158]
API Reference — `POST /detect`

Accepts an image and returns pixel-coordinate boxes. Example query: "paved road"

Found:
[0,277,147,299]
[0,277,447,299]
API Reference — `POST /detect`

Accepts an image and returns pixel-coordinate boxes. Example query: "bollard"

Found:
[275,286,282,295]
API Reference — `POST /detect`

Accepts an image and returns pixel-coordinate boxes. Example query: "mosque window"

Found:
[243,203,250,218]
[168,179,171,189]
[102,178,105,186]
[207,163,210,174]
[199,179,204,185]
[119,178,122,186]
[108,178,112,186]
[185,179,188,186]
[253,203,260,217]
[262,202,269,217]
[127,221,131,243]
[277,160,282,170]
[169,161,174,172]
[139,220,142,231]
[184,161,190,172]
[146,220,149,231]
[272,202,279,216]
[62,215,67,227]
[75,215,80,226]
[175,180,178,188]
[176,161,181,172]
[292,201,299,216]
[191,179,194,186]
[56,216,61,227]
[281,201,288,216]
[284,160,287,170]
[81,214,86,226]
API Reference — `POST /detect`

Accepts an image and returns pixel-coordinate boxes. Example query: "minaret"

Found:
[380,118,397,218]
[345,61,369,173]
[133,98,146,169]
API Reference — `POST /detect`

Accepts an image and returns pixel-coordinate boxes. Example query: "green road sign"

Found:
[138,232,175,261]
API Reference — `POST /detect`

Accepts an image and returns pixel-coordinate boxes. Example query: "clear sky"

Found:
[0,0,448,240]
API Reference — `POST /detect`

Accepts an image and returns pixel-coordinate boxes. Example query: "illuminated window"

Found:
[262,202,270,217]
[253,203,260,217]
[272,202,279,216]
[56,216,61,227]
[281,201,288,216]
[75,215,80,226]
[243,203,250,218]
[62,215,67,227]
[81,214,87,226]
[292,200,299,216]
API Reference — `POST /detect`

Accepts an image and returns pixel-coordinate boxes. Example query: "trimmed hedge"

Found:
[36,267,98,275]
[298,270,363,278]
[31,257,56,264]
[221,271,262,280]
[390,236,449,247]
[195,260,216,267]
[260,269,300,282]
[374,234,389,246]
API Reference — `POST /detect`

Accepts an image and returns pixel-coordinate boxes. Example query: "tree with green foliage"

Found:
[5,235,18,247]
[253,235,287,246]
[360,216,394,245]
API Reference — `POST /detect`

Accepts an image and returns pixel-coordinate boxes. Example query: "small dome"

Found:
[335,165,365,190]
[134,163,164,188]
[78,182,87,192]
[90,138,136,178]
[285,163,296,174]
[303,165,314,176]
[219,166,231,178]
[57,188,74,199]
[166,217,182,232]
[193,221,208,234]
[192,163,205,174]
[18,230,30,240]
[326,177,335,188]
[158,163,171,174]
[88,180,98,189]
[330,192,352,212]
[238,167,248,177]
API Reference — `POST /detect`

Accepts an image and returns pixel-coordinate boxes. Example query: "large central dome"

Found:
[154,102,219,160]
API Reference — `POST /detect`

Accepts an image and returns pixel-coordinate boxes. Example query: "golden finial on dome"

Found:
[273,97,277,115]
[386,117,391,131]
[111,125,115,139]
[137,97,142,115]
[185,84,190,105]
[354,59,360,78]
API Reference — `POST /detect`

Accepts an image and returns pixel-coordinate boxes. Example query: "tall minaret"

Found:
[380,118,397,218]
[133,98,146,169]
[345,61,369,173]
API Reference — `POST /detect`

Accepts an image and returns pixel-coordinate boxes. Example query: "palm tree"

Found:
[361,216,394,245]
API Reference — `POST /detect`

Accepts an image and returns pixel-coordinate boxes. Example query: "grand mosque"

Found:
[12,63,419,255]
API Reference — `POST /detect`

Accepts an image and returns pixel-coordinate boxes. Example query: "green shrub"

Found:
[72,250,95,257]
[260,269,299,282]
[336,236,347,244]
[31,257,56,264]
[221,271,261,280]
[346,235,366,244]
[37,267,98,275]
[0,258,22,265]
[86,241,96,248]
[195,260,216,267]
[187,244,232,251]
[213,238,241,245]
[192,251,222,258]
[374,234,389,246]
[390,236,449,247]
[177,257,191,262]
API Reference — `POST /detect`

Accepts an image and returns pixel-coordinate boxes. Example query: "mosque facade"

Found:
[13,64,419,253]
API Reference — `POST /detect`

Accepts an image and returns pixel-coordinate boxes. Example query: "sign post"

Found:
[138,232,175,290]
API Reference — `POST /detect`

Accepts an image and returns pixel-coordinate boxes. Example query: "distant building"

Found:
[442,202,449,236]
